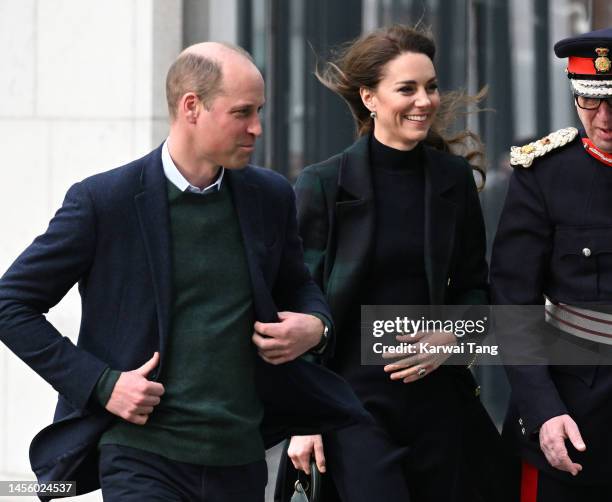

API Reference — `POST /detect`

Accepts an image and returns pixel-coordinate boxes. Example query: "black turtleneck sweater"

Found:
[363,135,430,305]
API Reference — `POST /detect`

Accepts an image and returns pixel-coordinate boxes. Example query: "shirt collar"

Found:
[161,139,224,194]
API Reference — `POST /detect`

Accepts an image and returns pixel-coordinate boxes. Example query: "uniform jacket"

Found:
[491,133,612,484]
[0,145,368,499]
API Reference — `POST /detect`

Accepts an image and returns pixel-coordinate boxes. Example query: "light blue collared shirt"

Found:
[161,139,224,194]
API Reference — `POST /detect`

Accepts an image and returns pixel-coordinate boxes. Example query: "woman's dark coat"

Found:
[276,135,513,502]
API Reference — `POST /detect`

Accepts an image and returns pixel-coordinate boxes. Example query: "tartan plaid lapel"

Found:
[327,136,375,328]
[423,146,458,304]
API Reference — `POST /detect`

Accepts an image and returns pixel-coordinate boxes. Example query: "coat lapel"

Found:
[328,137,460,321]
[327,136,375,326]
[134,146,172,371]
[423,147,458,304]
[226,168,279,323]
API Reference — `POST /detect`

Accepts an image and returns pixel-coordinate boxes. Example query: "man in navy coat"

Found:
[0,42,365,501]
[492,28,612,501]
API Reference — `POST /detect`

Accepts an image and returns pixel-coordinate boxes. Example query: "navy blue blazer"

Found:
[0,145,367,498]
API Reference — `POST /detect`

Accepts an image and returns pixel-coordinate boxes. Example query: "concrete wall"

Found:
[0,1,182,499]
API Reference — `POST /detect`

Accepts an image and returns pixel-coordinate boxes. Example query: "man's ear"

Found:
[181,92,200,124]
[359,87,376,114]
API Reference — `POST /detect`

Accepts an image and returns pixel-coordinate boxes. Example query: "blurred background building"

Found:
[1,0,611,500]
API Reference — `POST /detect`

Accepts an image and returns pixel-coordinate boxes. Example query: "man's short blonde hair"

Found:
[165,42,255,120]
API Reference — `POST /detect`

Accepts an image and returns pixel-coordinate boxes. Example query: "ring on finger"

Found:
[417,367,427,377]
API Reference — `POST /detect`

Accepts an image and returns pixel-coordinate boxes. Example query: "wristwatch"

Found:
[311,323,329,354]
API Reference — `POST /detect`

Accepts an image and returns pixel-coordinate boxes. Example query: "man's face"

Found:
[576,97,612,153]
[195,62,265,169]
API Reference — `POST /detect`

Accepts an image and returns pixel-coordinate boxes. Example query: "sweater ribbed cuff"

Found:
[95,368,122,407]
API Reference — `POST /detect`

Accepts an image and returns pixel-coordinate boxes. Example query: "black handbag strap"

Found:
[296,461,321,501]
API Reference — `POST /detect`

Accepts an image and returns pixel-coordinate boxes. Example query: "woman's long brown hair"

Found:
[316,24,487,188]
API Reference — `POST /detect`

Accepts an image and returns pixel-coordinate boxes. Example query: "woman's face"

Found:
[362,51,440,150]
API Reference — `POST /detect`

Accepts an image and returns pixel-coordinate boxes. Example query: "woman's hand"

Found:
[383,331,457,383]
[287,434,326,474]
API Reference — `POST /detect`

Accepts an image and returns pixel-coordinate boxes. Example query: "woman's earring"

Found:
[370,111,377,119]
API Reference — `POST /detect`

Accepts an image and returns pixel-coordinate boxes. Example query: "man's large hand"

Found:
[105,352,165,425]
[253,311,324,364]
[539,414,586,476]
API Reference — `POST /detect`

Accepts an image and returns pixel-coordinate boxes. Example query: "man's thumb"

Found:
[135,352,160,376]
[277,311,292,321]
[566,418,586,451]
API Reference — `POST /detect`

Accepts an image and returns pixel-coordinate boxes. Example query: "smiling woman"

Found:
[359,51,441,150]
[283,24,513,502]
[314,24,487,186]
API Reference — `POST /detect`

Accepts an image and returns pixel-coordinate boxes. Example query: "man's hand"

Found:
[383,331,456,383]
[539,414,586,476]
[105,352,165,425]
[288,435,326,475]
[253,311,324,364]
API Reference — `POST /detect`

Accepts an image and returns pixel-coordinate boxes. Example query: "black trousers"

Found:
[322,422,412,502]
[322,367,512,502]
[99,444,267,502]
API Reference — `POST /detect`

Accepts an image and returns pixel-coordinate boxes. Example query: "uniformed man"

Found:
[491,27,612,502]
